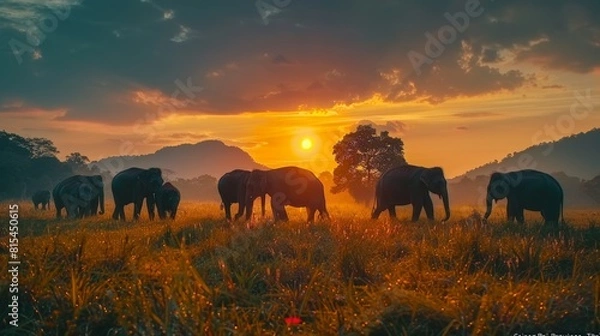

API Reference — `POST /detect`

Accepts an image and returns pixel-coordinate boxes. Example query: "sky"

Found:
[1,0,600,178]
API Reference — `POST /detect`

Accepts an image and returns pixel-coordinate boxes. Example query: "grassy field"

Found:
[0,201,599,335]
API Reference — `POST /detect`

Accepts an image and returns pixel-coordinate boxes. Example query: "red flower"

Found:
[284,316,302,326]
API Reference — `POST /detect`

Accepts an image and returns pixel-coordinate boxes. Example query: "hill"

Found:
[455,128,600,181]
[93,140,268,179]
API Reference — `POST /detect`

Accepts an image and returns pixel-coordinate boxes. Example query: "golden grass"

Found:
[0,201,598,335]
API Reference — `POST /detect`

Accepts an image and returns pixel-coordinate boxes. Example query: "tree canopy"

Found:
[331,124,406,204]
[0,131,71,199]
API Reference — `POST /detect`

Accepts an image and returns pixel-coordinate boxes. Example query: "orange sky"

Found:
[3,70,599,178]
[2,1,600,178]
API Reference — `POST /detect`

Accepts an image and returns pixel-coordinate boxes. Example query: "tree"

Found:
[66,152,91,174]
[0,131,71,200]
[331,124,406,204]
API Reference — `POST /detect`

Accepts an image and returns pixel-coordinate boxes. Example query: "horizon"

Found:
[2,1,600,178]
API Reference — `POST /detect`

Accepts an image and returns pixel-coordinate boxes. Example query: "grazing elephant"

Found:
[371,165,450,222]
[32,190,50,210]
[112,167,163,221]
[245,166,330,223]
[156,182,181,220]
[218,169,265,221]
[53,175,105,219]
[483,169,564,225]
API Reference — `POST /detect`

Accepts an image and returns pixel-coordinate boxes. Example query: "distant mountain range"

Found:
[453,128,600,182]
[93,140,268,179]
[448,128,600,208]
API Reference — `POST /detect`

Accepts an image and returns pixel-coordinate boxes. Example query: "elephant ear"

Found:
[420,167,443,188]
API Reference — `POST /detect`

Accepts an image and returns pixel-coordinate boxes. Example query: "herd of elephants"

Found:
[29,165,565,225]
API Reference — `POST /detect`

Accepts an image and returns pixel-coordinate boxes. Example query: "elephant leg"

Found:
[371,204,386,219]
[112,205,121,220]
[271,197,288,222]
[307,207,316,223]
[388,206,397,219]
[147,195,156,220]
[423,194,434,221]
[515,208,525,224]
[543,207,559,225]
[225,202,233,220]
[280,208,289,221]
[133,198,143,220]
[171,207,177,220]
[67,204,79,219]
[411,202,423,222]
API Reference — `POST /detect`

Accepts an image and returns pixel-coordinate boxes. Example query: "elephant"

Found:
[245,166,330,223]
[483,169,564,225]
[53,175,105,219]
[371,165,450,222]
[218,169,265,221]
[32,190,50,210]
[112,167,163,221]
[156,182,181,220]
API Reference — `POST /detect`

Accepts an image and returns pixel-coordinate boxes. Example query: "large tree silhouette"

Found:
[331,124,406,204]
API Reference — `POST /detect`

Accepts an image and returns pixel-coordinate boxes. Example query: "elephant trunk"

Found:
[99,186,105,215]
[260,195,266,217]
[441,187,450,222]
[484,194,493,220]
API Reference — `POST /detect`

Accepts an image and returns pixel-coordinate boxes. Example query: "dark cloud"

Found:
[0,0,598,124]
[356,120,408,135]
[456,126,469,131]
[480,48,502,63]
[272,54,292,65]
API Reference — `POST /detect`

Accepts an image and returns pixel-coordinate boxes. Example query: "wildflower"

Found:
[284,316,302,326]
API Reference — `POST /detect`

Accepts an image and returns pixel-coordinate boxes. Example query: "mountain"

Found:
[93,140,268,179]
[454,128,600,181]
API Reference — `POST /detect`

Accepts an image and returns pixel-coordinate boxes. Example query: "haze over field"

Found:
[1,1,600,178]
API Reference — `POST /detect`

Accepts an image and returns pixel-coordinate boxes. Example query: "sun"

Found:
[301,137,313,150]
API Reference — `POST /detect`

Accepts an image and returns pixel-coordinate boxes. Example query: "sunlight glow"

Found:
[301,137,313,150]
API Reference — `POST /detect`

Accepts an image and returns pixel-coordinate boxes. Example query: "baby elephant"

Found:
[32,190,51,210]
[156,182,181,220]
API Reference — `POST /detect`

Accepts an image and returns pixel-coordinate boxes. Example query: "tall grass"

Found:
[0,202,598,335]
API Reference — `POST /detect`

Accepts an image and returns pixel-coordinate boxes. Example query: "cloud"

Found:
[355,120,409,135]
[272,54,292,65]
[0,0,82,33]
[171,25,194,43]
[456,126,469,131]
[0,0,598,124]
[542,84,565,89]
[452,112,501,118]
[143,132,210,145]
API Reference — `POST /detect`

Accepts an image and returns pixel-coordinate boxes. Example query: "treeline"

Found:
[0,131,106,200]
[0,131,232,203]
[449,172,600,208]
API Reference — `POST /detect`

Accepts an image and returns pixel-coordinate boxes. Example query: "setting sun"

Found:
[301,137,313,150]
